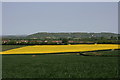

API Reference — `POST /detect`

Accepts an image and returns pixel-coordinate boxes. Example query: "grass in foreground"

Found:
[2,54,119,78]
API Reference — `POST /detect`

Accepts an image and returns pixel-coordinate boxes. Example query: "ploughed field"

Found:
[1,44,119,54]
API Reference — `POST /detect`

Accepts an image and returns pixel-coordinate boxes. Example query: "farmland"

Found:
[1,44,119,54]
[2,53,119,78]
[2,1,120,78]
[2,45,120,78]
[1,45,27,51]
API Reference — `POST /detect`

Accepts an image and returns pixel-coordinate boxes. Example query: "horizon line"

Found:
[2,31,119,36]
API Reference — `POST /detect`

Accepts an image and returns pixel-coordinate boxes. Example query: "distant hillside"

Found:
[2,32,120,44]
[2,35,27,39]
[27,32,119,39]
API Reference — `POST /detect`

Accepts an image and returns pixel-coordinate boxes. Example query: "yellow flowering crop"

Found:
[1,44,120,54]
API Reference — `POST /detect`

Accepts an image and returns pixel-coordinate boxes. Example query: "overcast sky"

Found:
[2,2,118,35]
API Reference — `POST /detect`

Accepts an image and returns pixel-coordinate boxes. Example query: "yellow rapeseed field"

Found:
[1,44,120,54]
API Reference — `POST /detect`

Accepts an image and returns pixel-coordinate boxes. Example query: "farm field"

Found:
[82,49,120,56]
[2,53,119,78]
[1,45,27,51]
[1,44,119,54]
[2,45,120,78]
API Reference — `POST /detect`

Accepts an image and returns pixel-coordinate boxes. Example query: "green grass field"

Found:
[81,50,120,56]
[2,45,119,78]
[2,45,27,51]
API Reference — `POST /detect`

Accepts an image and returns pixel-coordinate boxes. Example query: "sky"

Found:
[0,2,2,36]
[2,2,118,35]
